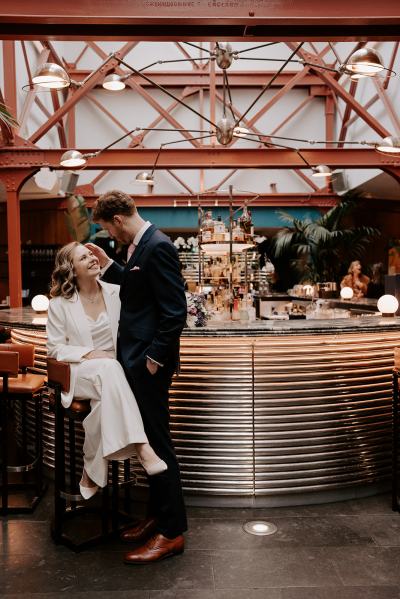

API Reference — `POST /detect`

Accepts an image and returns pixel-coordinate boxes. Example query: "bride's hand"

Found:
[84,350,113,360]
[85,243,110,268]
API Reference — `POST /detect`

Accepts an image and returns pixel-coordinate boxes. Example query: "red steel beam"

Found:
[23,193,338,209]
[1,147,400,170]
[1,2,399,41]
[68,70,325,88]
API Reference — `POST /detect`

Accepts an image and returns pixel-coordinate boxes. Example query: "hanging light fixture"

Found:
[59,150,87,168]
[102,73,126,91]
[375,136,400,154]
[344,47,385,75]
[216,117,235,145]
[311,165,333,178]
[135,171,155,186]
[32,62,70,89]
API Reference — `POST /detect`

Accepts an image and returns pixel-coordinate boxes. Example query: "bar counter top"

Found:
[1,307,400,336]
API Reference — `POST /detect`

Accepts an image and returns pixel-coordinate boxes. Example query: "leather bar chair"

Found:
[0,343,46,515]
[47,358,135,551]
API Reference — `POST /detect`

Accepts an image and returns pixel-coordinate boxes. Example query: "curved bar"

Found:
[1,308,399,506]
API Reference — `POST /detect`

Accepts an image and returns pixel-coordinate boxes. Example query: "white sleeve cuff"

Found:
[146,355,164,367]
[100,259,114,276]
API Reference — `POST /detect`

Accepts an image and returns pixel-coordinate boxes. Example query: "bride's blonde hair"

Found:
[50,242,80,298]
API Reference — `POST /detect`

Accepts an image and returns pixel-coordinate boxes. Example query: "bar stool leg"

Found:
[53,388,66,542]
[111,461,119,534]
[393,370,399,512]
[35,392,44,497]
[68,416,78,510]
[124,458,131,513]
[1,375,9,515]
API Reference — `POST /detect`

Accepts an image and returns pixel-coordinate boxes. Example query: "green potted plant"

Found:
[270,198,380,292]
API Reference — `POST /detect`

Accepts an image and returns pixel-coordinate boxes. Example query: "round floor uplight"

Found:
[243,520,278,536]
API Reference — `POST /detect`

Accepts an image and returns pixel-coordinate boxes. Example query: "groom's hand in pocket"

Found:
[146,357,159,375]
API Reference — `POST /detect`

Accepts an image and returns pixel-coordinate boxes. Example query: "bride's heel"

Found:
[138,456,168,476]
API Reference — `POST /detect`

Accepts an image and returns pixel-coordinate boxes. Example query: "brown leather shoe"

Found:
[120,517,158,544]
[124,533,184,564]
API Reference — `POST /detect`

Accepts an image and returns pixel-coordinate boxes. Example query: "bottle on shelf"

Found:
[201,210,214,243]
[240,205,254,241]
[232,220,244,242]
[213,215,226,242]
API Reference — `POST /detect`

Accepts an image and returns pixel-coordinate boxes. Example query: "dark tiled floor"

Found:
[1,487,400,598]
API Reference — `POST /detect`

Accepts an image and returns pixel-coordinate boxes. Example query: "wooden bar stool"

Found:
[47,358,135,551]
[0,343,46,515]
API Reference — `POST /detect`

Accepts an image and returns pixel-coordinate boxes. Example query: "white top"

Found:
[87,311,115,355]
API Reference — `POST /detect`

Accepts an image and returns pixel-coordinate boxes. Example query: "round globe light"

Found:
[340,287,354,300]
[34,167,58,191]
[31,294,49,313]
[377,294,399,316]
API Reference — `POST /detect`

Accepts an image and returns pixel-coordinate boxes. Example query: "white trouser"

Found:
[73,358,148,487]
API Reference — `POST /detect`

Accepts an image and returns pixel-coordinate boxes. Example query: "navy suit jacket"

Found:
[102,225,187,375]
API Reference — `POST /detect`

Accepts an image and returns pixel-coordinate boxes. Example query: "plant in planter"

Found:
[270,198,380,285]
[0,102,18,144]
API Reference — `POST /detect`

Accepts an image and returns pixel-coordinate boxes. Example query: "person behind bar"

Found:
[340,260,370,299]
[46,242,167,500]
[86,189,187,565]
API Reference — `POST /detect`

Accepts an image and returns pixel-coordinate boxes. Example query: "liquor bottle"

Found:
[213,215,226,242]
[202,210,214,243]
[232,220,244,242]
[241,205,254,240]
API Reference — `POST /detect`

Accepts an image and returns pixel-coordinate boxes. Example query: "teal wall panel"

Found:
[138,206,322,229]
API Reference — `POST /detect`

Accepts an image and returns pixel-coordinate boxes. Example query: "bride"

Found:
[46,241,167,499]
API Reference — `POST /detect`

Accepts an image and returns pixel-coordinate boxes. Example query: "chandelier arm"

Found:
[234,42,280,55]
[140,127,211,133]
[182,41,214,55]
[235,42,304,127]
[80,52,117,86]
[150,134,214,176]
[117,57,217,128]
[302,61,338,73]
[223,70,236,121]
[237,56,304,63]
[86,126,142,155]
[137,57,210,73]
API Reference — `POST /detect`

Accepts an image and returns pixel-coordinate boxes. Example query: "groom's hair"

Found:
[92,189,137,222]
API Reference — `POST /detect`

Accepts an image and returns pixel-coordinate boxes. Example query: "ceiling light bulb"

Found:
[135,171,154,186]
[377,294,399,316]
[340,287,354,300]
[345,47,384,75]
[32,62,70,89]
[59,150,87,168]
[375,136,400,154]
[312,165,332,178]
[102,74,126,91]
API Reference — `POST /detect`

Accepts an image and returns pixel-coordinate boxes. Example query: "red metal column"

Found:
[1,169,37,308]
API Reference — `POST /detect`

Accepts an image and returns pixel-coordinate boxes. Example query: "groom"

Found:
[87,189,188,564]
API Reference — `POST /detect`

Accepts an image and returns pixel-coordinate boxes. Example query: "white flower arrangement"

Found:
[174,235,199,252]
[185,291,209,327]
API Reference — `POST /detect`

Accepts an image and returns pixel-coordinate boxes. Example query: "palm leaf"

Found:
[0,103,18,128]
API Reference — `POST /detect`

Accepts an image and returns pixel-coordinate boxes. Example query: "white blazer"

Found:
[46,280,120,407]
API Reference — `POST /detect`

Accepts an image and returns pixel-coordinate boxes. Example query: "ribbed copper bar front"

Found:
[9,327,398,502]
